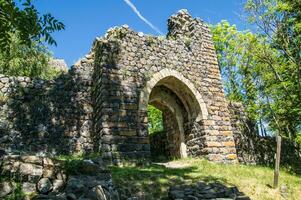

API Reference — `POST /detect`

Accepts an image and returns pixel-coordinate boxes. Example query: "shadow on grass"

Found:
[110,163,230,200]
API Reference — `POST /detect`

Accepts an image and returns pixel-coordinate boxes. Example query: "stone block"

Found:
[221,131,232,136]
[21,155,43,165]
[206,141,222,147]
[37,178,53,194]
[119,130,137,136]
[22,182,36,194]
[208,154,224,162]
[222,141,235,147]
[43,158,54,167]
[19,163,43,177]
[0,181,13,198]
[226,154,237,160]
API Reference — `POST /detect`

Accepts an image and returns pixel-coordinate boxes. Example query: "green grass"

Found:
[110,158,301,200]
[4,183,26,200]
[55,152,102,175]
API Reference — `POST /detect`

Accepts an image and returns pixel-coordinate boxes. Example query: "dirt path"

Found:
[154,160,191,169]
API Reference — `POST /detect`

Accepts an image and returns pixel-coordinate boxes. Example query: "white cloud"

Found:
[123,0,163,35]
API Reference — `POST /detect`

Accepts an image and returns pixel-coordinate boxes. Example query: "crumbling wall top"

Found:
[167,9,207,40]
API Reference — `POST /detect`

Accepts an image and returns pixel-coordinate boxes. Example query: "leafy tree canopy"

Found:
[0,33,61,79]
[0,0,65,79]
[147,105,164,134]
[212,0,301,140]
[0,0,65,52]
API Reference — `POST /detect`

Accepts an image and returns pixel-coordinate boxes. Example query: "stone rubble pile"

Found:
[0,155,119,200]
[48,58,68,73]
[168,181,250,200]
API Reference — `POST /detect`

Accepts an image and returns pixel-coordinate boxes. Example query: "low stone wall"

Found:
[228,102,301,172]
[0,155,119,199]
[0,58,94,156]
[0,155,66,198]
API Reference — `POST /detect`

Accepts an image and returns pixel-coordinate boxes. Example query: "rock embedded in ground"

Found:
[80,159,103,175]
[37,178,53,194]
[52,179,65,192]
[19,163,43,177]
[89,185,108,200]
[0,181,14,198]
[22,182,36,194]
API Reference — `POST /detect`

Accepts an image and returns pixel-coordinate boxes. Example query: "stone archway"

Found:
[96,10,237,164]
[139,69,209,158]
[139,69,208,122]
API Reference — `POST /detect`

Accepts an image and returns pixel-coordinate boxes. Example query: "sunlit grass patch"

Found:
[111,158,301,200]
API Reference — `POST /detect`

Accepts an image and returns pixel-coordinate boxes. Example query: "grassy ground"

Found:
[110,158,301,200]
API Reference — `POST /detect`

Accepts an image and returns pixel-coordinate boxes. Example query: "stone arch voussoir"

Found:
[139,69,208,122]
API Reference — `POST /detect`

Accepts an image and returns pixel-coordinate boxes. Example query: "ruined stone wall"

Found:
[228,102,301,172]
[0,10,238,164]
[149,131,167,159]
[93,10,237,164]
[0,154,119,199]
[163,107,181,158]
[0,57,95,156]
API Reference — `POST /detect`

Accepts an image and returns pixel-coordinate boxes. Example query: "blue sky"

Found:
[35,0,248,66]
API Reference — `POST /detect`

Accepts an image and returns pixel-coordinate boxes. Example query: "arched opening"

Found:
[147,85,188,160]
[139,69,209,160]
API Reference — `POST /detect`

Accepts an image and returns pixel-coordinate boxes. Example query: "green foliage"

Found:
[147,105,164,134]
[244,0,301,138]
[0,92,8,103]
[4,183,26,200]
[212,0,301,139]
[0,0,65,80]
[211,21,261,125]
[0,33,62,79]
[0,0,65,52]
[183,37,192,50]
[56,153,101,175]
[295,133,301,149]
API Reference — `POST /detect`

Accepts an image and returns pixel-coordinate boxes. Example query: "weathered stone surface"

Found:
[80,160,106,175]
[20,163,43,177]
[37,178,53,194]
[21,155,43,165]
[49,58,68,73]
[52,179,65,192]
[0,181,13,197]
[22,182,36,194]
[63,174,119,200]
[89,185,108,200]
[0,155,68,198]
[0,156,121,200]
[229,102,301,169]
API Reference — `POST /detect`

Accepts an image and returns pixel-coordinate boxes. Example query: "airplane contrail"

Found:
[123,0,163,35]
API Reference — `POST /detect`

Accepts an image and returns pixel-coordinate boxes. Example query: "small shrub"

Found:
[0,92,8,103]
[147,105,164,134]
[4,183,26,200]
[56,153,101,175]
[145,36,156,47]
[184,37,192,50]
